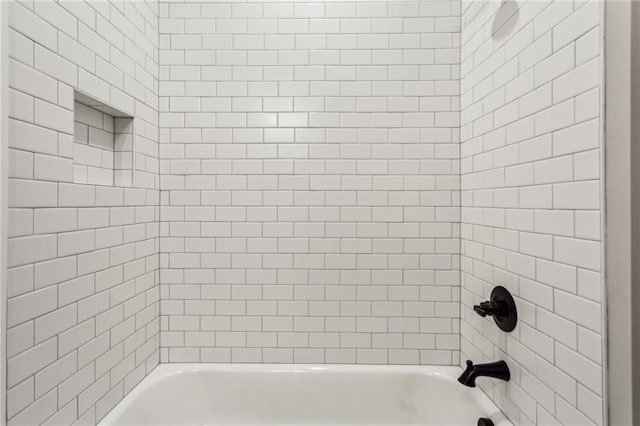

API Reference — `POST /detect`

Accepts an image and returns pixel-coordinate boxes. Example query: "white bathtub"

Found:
[100,364,511,426]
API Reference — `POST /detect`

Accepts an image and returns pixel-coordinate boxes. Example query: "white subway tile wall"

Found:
[460,1,604,425]
[6,0,609,425]
[158,0,462,365]
[7,1,159,425]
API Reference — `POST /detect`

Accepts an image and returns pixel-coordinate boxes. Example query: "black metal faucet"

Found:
[457,360,510,387]
[473,286,518,332]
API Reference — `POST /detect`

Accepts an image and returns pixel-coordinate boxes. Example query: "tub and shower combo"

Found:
[7,0,607,425]
[101,289,517,426]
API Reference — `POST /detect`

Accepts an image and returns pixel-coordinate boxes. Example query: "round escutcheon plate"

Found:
[491,286,518,332]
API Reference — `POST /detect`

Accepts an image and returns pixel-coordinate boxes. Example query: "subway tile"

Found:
[459,1,604,424]
[7,1,604,426]
[8,1,161,423]
[8,337,57,388]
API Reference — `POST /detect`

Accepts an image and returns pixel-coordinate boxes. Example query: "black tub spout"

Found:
[457,360,510,387]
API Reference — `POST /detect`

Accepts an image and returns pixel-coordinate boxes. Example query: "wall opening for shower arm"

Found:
[73,91,134,186]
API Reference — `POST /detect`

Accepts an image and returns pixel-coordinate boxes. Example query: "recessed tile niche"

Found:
[73,91,134,186]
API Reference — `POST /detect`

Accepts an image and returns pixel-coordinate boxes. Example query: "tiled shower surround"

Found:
[460,0,604,425]
[5,0,605,425]
[7,1,160,425]
[158,1,462,365]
